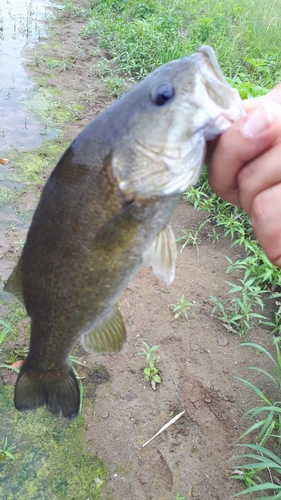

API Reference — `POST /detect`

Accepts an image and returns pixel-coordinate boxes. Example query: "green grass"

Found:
[232,340,281,498]
[80,0,281,88]
[184,169,281,336]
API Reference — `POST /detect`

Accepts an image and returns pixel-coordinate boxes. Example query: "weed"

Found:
[171,295,195,320]
[102,75,128,97]
[33,50,43,67]
[137,341,161,388]
[12,239,25,253]
[0,319,16,346]
[90,59,110,77]
[210,278,267,336]
[184,163,281,334]
[0,437,16,462]
[4,346,28,365]
[176,224,205,255]
[231,340,281,497]
[0,318,24,373]
[80,0,281,85]
[66,102,83,121]
[78,84,96,103]
[69,355,85,414]
[0,362,20,373]
[4,222,19,238]
[175,495,186,500]
[45,57,76,71]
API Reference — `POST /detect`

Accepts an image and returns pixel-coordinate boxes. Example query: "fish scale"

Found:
[4,45,245,419]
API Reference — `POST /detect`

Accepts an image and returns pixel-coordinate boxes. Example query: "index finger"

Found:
[243,83,281,112]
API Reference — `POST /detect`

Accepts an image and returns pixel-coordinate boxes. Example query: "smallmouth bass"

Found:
[5,46,245,418]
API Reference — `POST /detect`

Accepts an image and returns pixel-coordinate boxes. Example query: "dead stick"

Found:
[142,410,185,448]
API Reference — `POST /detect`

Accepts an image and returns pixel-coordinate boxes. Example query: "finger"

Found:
[238,140,281,215]
[251,184,281,267]
[208,101,281,205]
[243,83,281,112]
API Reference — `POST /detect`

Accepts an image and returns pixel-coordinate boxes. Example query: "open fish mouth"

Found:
[191,46,245,125]
[196,45,229,87]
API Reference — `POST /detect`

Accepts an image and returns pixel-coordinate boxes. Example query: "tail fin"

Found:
[14,359,80,419]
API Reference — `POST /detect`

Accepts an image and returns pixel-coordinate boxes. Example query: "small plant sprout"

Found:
[176,219,209,255]
[137,341,161,390]
[210,277,267,336]
[175,495,186,500]
[171,295,195,320]
[0,437,16,462]
[12,239,25,252]
[0,318,16,346]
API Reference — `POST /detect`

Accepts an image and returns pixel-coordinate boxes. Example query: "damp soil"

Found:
[0,7,279,500]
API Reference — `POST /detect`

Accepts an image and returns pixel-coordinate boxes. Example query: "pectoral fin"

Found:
[4,262,24,305]
[143,225,176,285]
[82,306,126,354]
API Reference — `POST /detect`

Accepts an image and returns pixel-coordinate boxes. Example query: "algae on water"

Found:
[0,386,106,500]
[0,187,15,208]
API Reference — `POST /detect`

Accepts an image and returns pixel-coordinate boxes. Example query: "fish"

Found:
[4,45,245,419]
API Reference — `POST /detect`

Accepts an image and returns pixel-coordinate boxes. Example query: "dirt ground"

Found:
[1,8,279,500]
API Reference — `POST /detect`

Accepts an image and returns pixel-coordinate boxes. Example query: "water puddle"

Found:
[0,0,55,151]
[0,0,57,270]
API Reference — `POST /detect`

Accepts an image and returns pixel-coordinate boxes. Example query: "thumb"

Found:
[207,101,281,205]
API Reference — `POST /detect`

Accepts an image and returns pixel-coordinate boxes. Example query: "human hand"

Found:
[206,84,281,267]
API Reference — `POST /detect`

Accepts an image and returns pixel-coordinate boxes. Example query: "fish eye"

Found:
[151,83,175,106]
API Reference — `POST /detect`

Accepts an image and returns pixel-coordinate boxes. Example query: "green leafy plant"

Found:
[210,278,267,336]
[170,295,195,320]
[137,341,161,387]
[4,347,28,366]
[0,319,15,345]
[176,218,210,255]
[0,317,19,372]
[176,228,200,252]
[102,75,128,97]
[184,164,281,336]
[0,437,16,462]
[231,340,281,497]
[12,239,25,252]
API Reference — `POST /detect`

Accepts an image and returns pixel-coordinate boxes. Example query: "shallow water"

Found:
[0,0,54,152]
[0,0,58,255]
